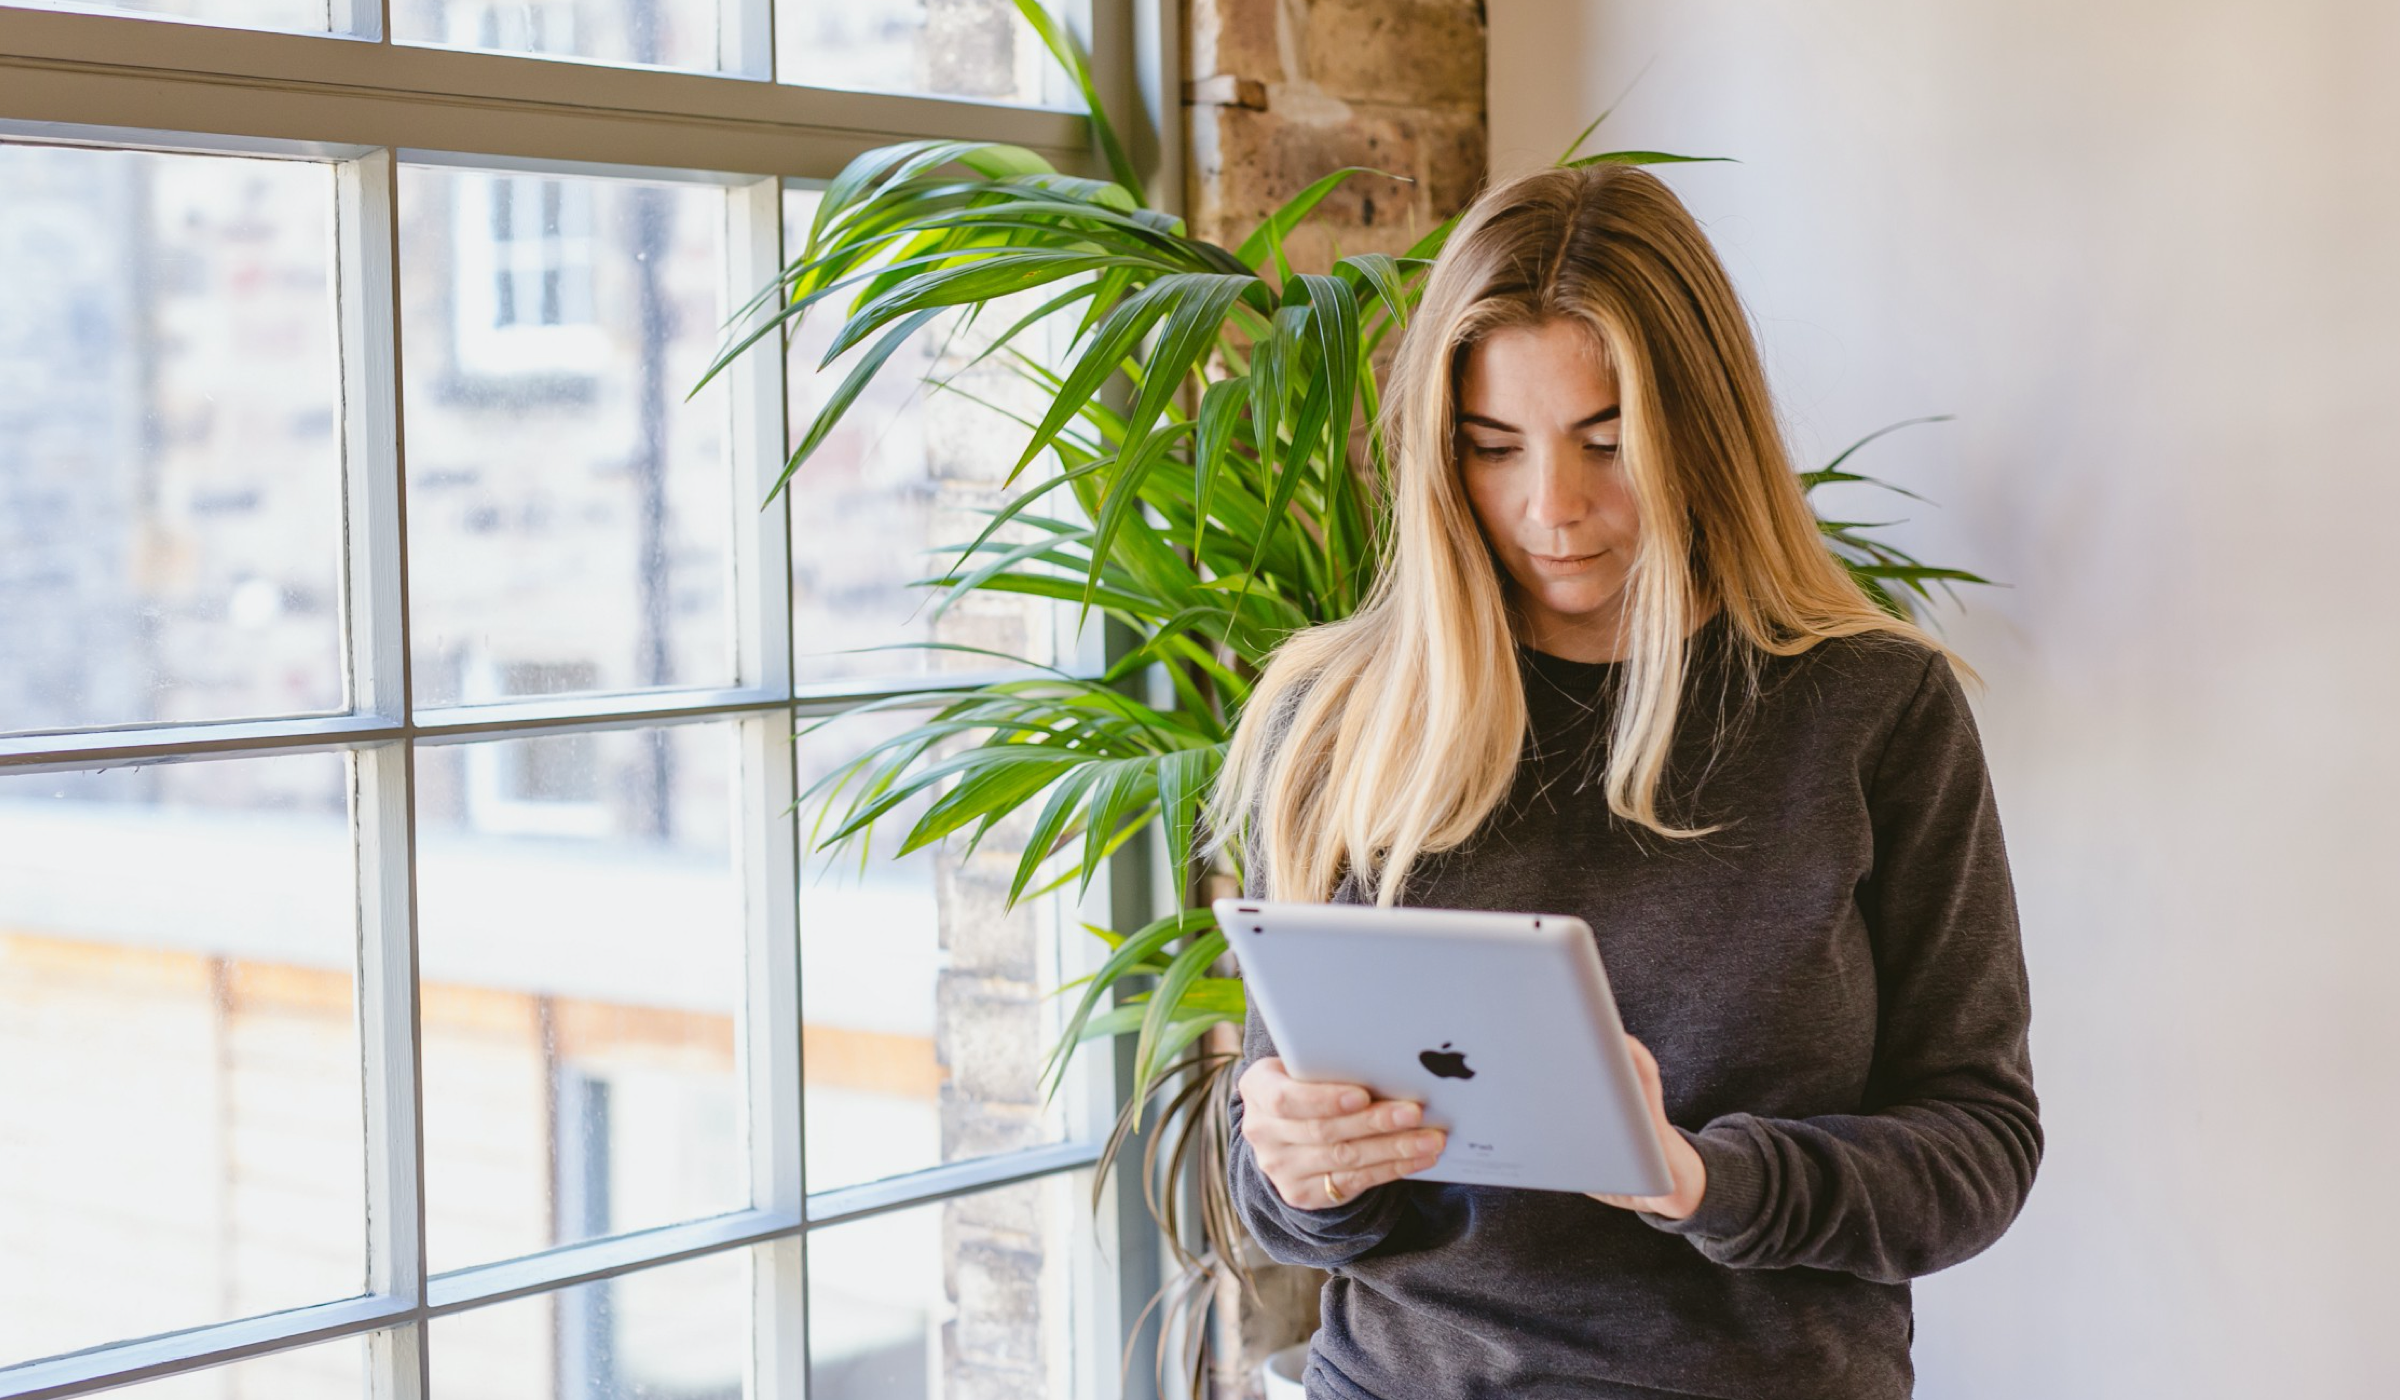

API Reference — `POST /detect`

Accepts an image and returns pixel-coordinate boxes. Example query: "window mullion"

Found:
[328,0,385,44]
[727,175,794,698]
[356,739,430,1400]
[724,174,807,1397]
[740,705,806,1400]
[336,145,431,1400]
[337,145,411,725]
[723,0,774,82]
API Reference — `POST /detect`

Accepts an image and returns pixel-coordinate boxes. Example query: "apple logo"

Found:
[1419,1042,1475,1080]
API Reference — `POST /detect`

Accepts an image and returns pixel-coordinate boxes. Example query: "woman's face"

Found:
[1454,319,1641,662]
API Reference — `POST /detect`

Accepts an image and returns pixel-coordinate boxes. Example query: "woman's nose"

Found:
[1524,447,1588,529]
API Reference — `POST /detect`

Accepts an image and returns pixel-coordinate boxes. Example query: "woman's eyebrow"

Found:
[1457,406,1621,432]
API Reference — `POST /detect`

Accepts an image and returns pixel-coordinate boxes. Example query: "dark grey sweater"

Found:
[1226,616,2041,1399]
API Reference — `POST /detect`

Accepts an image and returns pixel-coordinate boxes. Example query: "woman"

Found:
[1205,163,2041,1399]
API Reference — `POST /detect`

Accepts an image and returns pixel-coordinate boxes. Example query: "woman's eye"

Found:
[1586,440,1621,456]
[1467,443,1517,461]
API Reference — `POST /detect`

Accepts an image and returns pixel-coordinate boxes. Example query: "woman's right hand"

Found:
[1236,1056,1448,1211]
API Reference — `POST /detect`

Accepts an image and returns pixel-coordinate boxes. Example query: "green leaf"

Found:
[903,748,1092,857]
[1563,149,1736,169]
[1191,376,1250,555]
[1819,414,1955,479]
[1234,167,1405,270]
[1337,252,1411,330]
[954,144,1058,181]
[1112,272,1259,512]
[1155,746,1224,884]
[1295,273,1361,474]
[1247,303,1307,468]
[771,307,943,502]
[926,524,1089,620]
[818,251,1148,366]
[1009,761,1107,906]
[810,139,1039,256]
[1078,756,1160,897]
[1009,0,1144,197]
[1134,930,1228,1091]
[1043,909,1217,1097]
[1009,275,1189,483]
[1079,420,1195,622]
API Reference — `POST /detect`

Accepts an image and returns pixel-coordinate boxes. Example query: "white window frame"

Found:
[0,0,1186,1394]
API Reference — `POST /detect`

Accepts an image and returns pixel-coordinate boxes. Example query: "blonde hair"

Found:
[1206,163,1969,906]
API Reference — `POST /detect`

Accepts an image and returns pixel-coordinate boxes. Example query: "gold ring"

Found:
[1322,1171,1346,1206]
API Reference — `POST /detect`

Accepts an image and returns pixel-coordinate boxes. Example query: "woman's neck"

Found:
[1514,598,1724,663]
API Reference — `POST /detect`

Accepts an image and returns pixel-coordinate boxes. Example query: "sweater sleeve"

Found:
[1224,821,1412,1269]
[1637,652,2044,1283]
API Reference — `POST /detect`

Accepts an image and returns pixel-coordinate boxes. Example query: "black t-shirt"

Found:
[1226,616,2041,1399]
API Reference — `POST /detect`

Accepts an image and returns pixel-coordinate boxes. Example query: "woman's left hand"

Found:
[1586,1034,1708,1220]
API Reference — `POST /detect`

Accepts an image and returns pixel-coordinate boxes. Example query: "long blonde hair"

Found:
[1206,163,1966,906]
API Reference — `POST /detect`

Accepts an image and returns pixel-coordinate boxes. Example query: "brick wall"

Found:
[1185,0,1488,270]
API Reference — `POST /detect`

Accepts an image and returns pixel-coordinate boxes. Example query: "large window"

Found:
[0,4,1150,1397]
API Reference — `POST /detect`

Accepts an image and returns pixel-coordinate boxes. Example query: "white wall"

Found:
[1490,3,2400,1396]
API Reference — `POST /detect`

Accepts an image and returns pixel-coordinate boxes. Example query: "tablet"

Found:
[1216,897,1673,1197]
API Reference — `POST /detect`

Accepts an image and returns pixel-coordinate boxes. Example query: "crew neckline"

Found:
[1518,642,1625,677]
[1516,610,1728,676]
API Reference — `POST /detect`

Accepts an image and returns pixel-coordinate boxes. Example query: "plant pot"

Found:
[1261,1339,1311,1400]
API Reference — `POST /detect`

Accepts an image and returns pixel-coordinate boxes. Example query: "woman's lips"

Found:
[1528,550,1604,571]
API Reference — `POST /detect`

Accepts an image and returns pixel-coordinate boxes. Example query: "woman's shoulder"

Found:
[1772,624,1948,698]
[1731,622,1964,754]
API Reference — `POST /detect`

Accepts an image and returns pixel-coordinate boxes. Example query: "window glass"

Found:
[6,0,333,36]
[781,188,1073,687]
[808,1173,1093,1398]
[400,166,736,710]
[432,1249,748,1399]
[0,753,362,1368]
[413,722,746,1274]
[797,710,1070,1194]
[394,0,734,75]
[0,143,345,736]
[776,0,1066,107]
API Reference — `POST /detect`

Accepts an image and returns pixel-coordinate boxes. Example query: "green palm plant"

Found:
[700,3,1989,1389]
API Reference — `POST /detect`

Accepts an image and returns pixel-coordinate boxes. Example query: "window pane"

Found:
[432,1248,748,1399]
[394,0,734,75]
[808,1172,1094,1398]
[781,189,1071,687]
[0,143,345,736]
[92,1337,368,1399]
[0,754,363,1368]
[415,723,747,1274]
[6,0,332,36]
[799,711,1069,1194]
[776,0,1065,107]
[400,166,735,710]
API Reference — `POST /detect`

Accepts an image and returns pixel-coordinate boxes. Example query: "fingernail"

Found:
[1339,1088,1368,1112]
[1413,1133,1442,1154]
[1391,1103,1420,1127]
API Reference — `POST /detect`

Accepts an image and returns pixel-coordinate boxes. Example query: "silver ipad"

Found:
[1216,897,1674,1197]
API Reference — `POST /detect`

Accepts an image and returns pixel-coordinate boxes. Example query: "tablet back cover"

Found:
[1219,899,1673,1196]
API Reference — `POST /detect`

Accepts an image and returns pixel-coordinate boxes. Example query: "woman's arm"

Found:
[1635,652,2044,1283]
